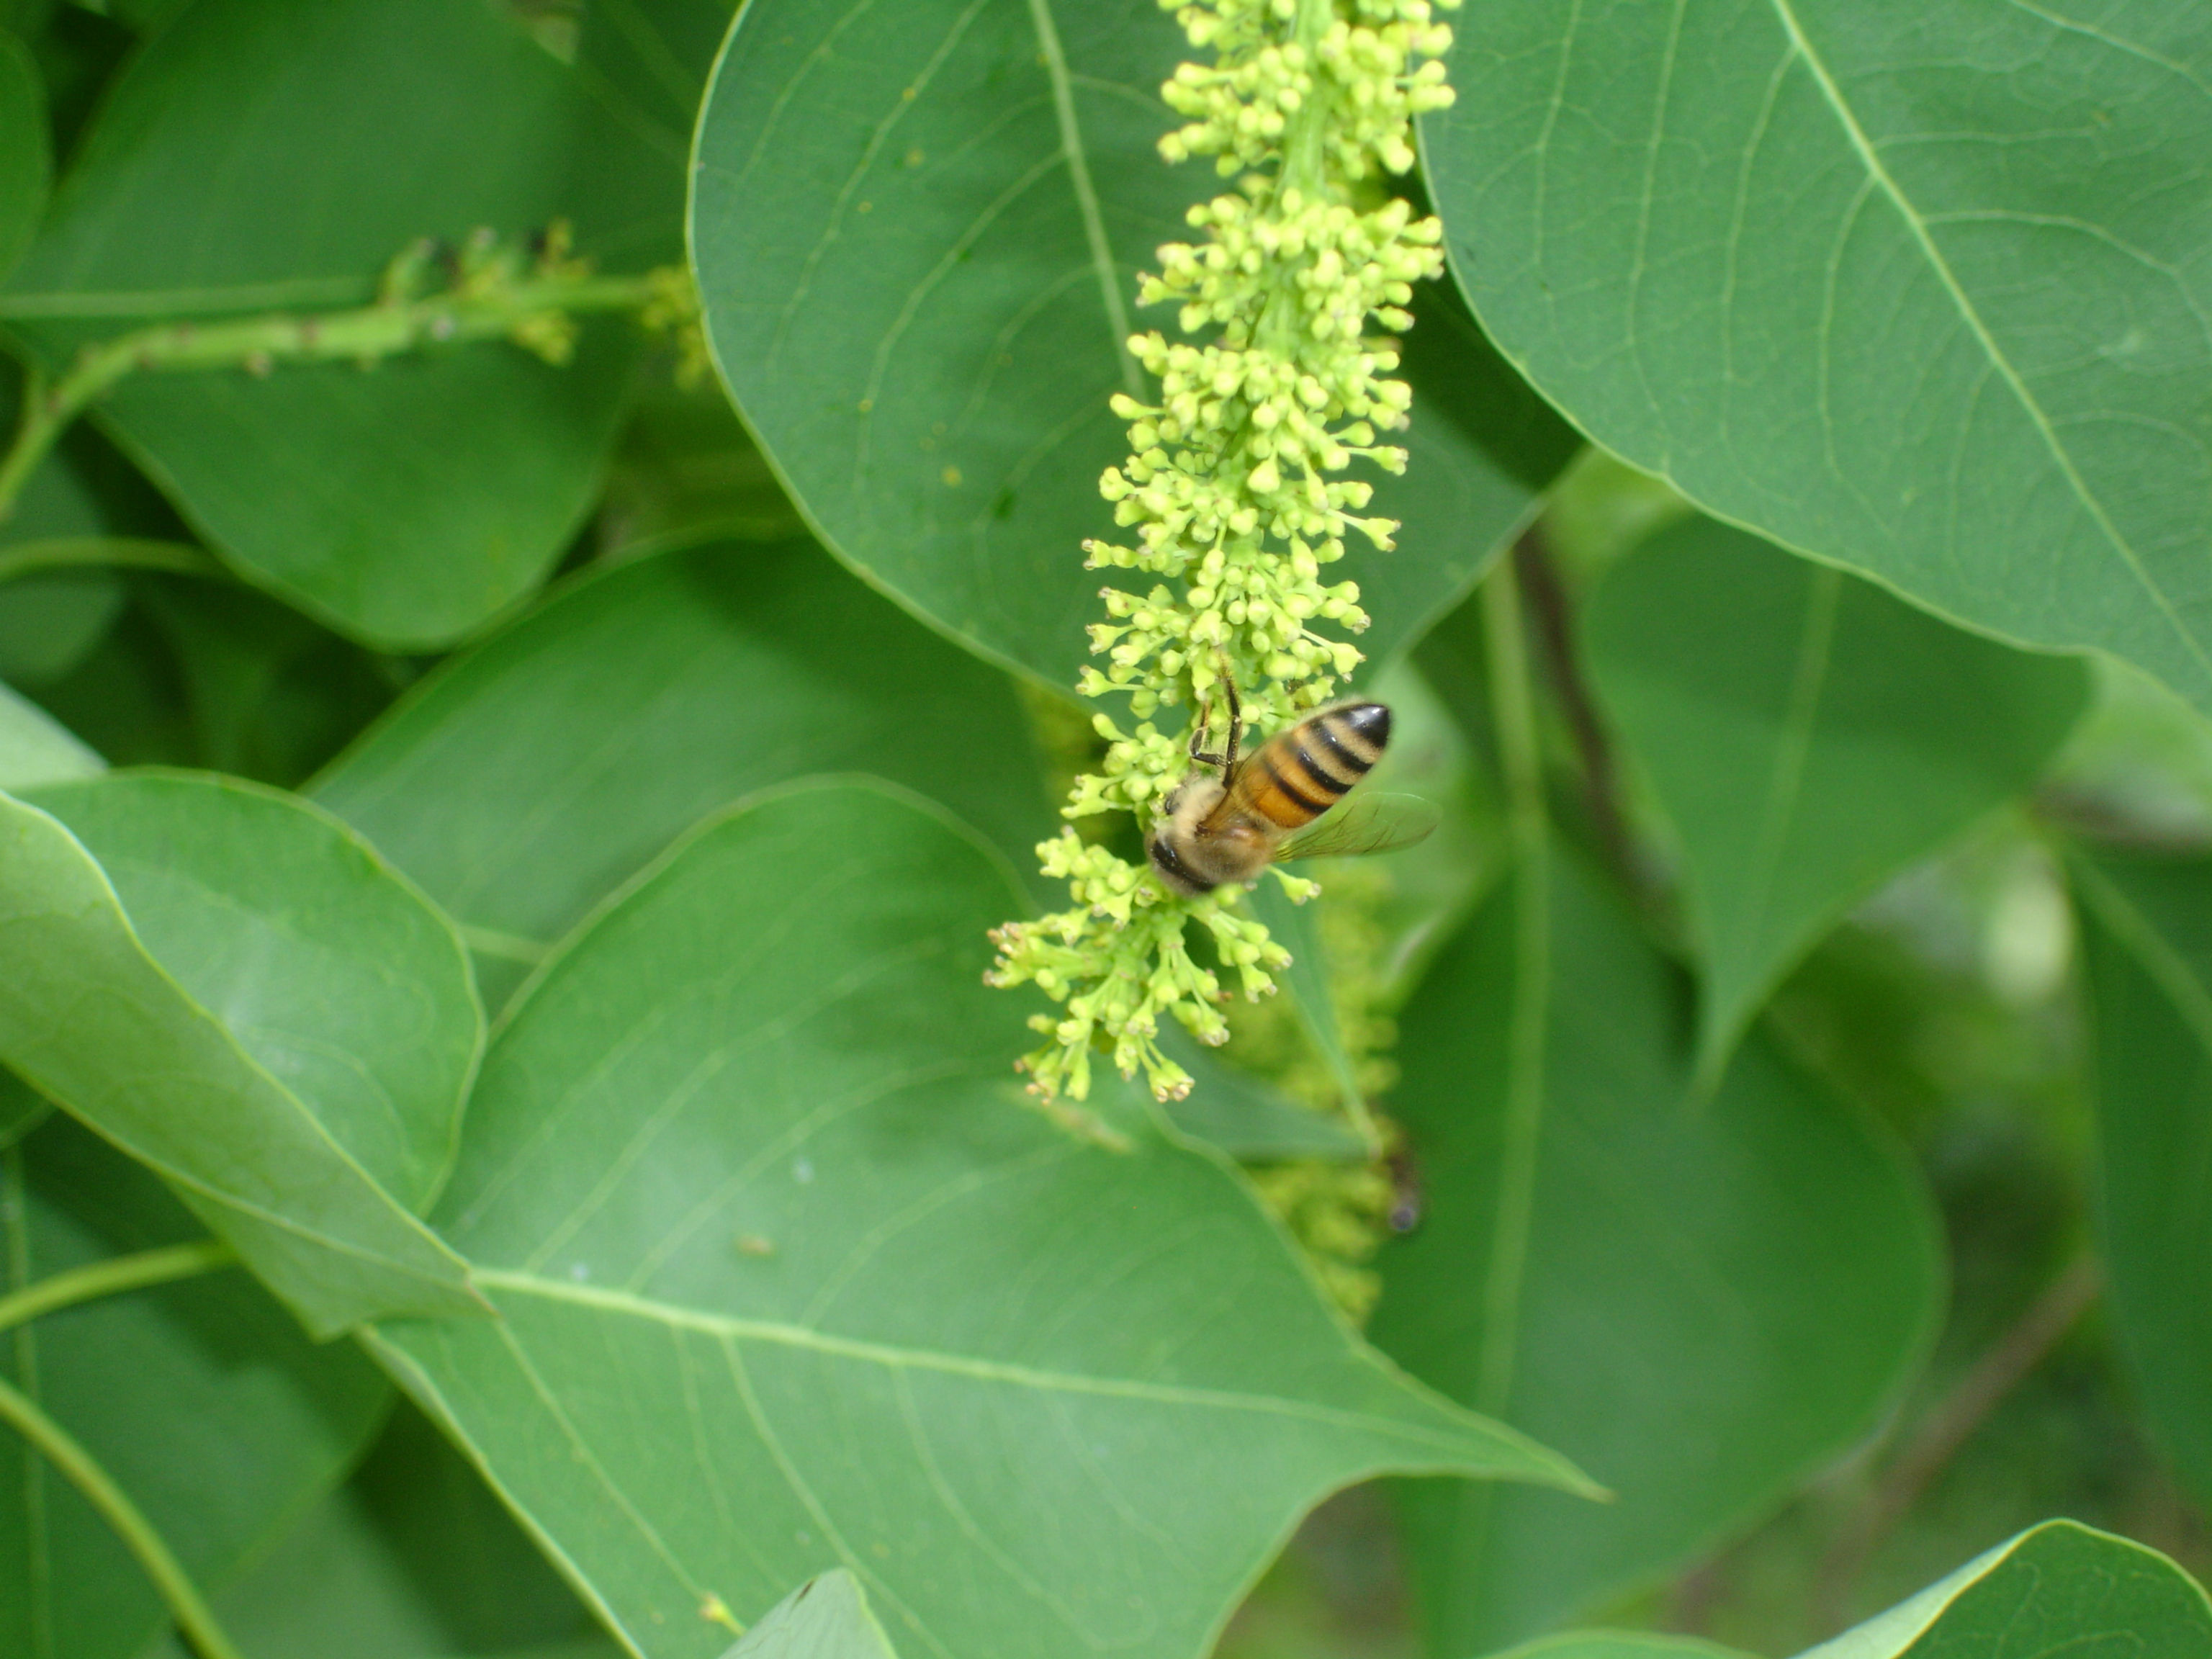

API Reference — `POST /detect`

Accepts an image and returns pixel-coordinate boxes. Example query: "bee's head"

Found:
[1147,772,1226,896]
[1146,827,1214,896]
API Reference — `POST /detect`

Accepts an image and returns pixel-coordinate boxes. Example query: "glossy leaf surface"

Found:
[1799,1520,2212,1658]
[1370,854,1941,1653]
[1519,1523,2212,1659]
[0,777,477,1333]
[0,1117,388,1659]
[1424,0,2212,711]
[691,0,1576,687]
[372,781,1585,1659]
[31,771,482,1211]
[1586,516,2089,1082]
[312,535,1052,1005]
[2071,847,2212,1512]
[0,0,673,648]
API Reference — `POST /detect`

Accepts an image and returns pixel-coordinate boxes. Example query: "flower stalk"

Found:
[988,0,1459,1115]
[0,223,703,524]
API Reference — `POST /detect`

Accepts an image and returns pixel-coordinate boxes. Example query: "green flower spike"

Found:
[986,0,1458,1120]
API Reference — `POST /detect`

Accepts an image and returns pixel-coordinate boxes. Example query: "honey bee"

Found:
[1146,676,1439,895]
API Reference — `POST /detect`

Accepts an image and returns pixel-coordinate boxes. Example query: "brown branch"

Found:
[1511,529,1642,889]
[1815,1254,2103,1634]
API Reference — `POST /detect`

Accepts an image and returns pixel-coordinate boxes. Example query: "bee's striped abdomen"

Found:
[1231,703,1390,830]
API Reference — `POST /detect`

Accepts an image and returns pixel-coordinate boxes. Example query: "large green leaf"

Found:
[0,1116,388,1659]
[1424,1,2212,712]
[1369,853,1941,1655]
[369,779,1586,1659]
[1586,516,2089,1084]
[1799,1519,2212,1659]
[728,1571,899,1659]
[0,27,48,281]
[2069,847,2212,1512]
[30,771,482,1211]
[0,775,479,1334]
[690,0,1576,688]
[141,1401,619,1659]
[1516,1524,2212,1658]
[311,534,1052,1005]
[1491,1640,1746,1659]
[0,0,674,649]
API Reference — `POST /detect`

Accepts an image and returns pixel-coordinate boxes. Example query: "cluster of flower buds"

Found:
[988,0,1457,1110]
[989,831,1292,1112]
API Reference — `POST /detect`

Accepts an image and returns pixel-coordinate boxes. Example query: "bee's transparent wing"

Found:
[1275,792,1441,862]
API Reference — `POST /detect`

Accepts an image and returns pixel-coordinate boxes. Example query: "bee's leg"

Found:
[1188,693,1231,771]
[1218,670,1243,770]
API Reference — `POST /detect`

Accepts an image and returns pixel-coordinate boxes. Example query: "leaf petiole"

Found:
[0,1237,235,1336]
[0,1371,248,1659]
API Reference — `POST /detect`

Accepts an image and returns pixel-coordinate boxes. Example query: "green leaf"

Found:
[1424,1,2212,713]
[2049,657,2212,848]
[0,27,48,282]
[1245,876,1366,1123]
[1151,1028,1368,1163]
[723,1570,893,1659]
[0,1116,388,1659]
[0,571,121,685]
[135,575,397,788]
[690,0,1575,688]
[370,778,1586,1659]
[32,771,482,1211]
[575,0,735,162]
[0,0,675,649]
[0,677,99,787]
[0,775,480,1334]
[310,534,1053,1007]
[14,600,197,770]
[1490,1638,1750,1659]
[2069,846,2212,1512]
[1585,516,2090,1084]
[1516,1524,2212,1659]
[601,381,806,552]
[139,1400,619,1659]
[0,1066,45,1148]
[1370,853,1942,1654]
[1797,1519,2212,1658]
[727,1570,899,1659]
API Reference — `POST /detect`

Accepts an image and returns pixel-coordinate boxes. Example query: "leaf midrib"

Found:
[1024,0,1141,399]
[1761,0,2212,680]
[471,1266,1537,1460]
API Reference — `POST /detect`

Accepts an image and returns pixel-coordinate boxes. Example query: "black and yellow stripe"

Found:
[1229,703,1389,830]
